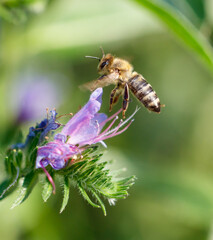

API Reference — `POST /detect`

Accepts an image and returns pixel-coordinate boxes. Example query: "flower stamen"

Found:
[101,115,119,135]
[100,108,122,128]
[56,112,73,120]
[106,106,139,136]
[100,119,134,141]
[109,119,134,137]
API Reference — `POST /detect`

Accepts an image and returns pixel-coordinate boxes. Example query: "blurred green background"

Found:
[1,0,213,239]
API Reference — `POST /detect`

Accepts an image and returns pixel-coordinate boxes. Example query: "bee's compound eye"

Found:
[100,60,109,69]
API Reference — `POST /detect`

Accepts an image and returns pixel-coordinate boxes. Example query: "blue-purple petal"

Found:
[60,88,103,139]
[39,110,60,142]
[36,140,80,170]
[68,113,107,146]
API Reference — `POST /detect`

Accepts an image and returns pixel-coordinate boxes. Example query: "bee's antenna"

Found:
[85,56,101,61]
[100,46,105,56]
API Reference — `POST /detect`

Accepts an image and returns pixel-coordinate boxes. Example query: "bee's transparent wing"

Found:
[80,72,119,91]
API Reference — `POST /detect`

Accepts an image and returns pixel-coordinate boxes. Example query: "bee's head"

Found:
[97,53,114,74]
[85,47,114,74]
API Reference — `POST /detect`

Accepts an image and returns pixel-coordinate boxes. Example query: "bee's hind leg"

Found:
[122,83,130,119]
[109,83,123,112]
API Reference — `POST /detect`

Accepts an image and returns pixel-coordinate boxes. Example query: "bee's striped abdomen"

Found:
[128,73,161,113]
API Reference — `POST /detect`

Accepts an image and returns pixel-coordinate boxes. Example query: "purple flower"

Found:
[36,140,80,170]
[12,109,60,149]
[36,88,138,193]
[39,109,60,143]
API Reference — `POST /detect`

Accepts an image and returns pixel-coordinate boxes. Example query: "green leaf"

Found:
[78,184,100,209]
[134,0,213,71]
[91,189,106,216]
[42,177,53,202]
[99,175,136,199]
[5,149,17,176]
[27,146,38,168]
[4,156,10,174]
[81,146,99,157]
[62,148,136,215]
[11,171,38,209]
[0,177,18,200]
[60,176,70,213]
[26,133,40,156]
[16,149,23,168]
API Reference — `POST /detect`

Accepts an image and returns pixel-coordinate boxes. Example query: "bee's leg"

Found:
[122,83,130,119]
[109,87,117,112]
[109,83,123,112]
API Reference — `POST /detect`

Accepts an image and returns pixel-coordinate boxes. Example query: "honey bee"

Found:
[81,48,163,117]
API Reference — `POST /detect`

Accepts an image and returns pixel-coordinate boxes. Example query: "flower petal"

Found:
[39,110,60,142]
[36,141,80,170]
[67,113,107,145]
[60,88,107,145]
